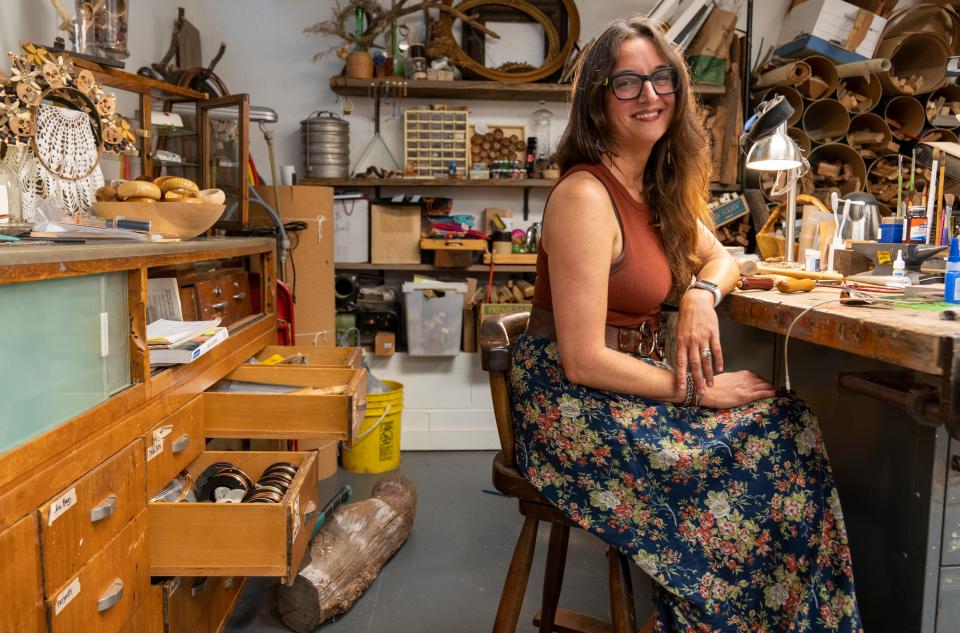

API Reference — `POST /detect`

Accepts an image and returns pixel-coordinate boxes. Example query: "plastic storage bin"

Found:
[402,281,467,356]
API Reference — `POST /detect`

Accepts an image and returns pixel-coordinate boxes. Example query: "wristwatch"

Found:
[688,278,722,307]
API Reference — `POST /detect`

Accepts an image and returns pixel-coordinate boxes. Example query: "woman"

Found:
[509,16,862,631]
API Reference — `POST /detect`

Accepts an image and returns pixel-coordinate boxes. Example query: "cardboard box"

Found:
[334,197,369,263]
[778,0,886,59]
[253,185,335,346]
[476,302,533,351]
[370,204,422,264]
[374,331,396,356]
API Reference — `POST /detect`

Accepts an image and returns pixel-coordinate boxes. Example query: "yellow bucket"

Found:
[341,380,403,473]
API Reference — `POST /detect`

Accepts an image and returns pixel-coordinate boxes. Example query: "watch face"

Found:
[696,280,719,291]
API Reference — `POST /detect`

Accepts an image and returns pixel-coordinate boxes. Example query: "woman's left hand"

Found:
[675,288,723,396]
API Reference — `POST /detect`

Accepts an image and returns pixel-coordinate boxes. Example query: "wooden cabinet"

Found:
[0,515,44,633]
[252,344,363,368]
[148,450,319,584]
[46,511,149,633]
[202,366,367,442]
[148,576,244,633]
[39,440,146,591]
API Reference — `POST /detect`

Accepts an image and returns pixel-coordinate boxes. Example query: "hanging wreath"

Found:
[0,42,137,157]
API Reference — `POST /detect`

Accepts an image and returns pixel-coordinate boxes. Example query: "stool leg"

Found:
[493,516,539,633]
[538,523,570,633]
[608,548,636,633]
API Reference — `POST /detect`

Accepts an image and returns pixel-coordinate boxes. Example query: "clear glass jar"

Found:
[531,101,554,162]
[0,163,22,223]
[70,0,97,55]
[96,0,129,60]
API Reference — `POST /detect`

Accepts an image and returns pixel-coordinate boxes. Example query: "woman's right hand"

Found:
[699,371,777,409]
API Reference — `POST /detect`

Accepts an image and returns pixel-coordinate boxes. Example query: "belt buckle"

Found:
[637,322,657,357]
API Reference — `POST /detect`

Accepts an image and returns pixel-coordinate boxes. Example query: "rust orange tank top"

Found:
[532,163,673,329]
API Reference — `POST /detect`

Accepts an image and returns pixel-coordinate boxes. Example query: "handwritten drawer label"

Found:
[48,488,78,526]
[55,578,81,615]
[292,496,301,540]
[146,438,164,462]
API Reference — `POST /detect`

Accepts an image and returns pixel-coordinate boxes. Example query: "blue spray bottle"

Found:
[945,237,960,304]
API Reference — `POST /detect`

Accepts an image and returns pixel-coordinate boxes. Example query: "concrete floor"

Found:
[224,451,655,633]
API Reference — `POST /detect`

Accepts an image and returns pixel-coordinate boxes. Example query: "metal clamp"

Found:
[90,494,117,523]
[838,371,942,429]
[97,579,124,612]
[171,434,190,454]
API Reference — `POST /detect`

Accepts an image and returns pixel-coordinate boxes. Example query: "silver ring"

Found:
[701,348,712,359]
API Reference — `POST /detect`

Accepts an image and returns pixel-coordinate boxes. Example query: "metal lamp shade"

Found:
[746,125,803,171]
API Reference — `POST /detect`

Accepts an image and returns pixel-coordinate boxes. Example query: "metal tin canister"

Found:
[300,111,350,178]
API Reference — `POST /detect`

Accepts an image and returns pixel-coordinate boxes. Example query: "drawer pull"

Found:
[171,433,191,454]
[303,501,318,522]
[97,579,124,612]
[213,287,223,297]
[90,494,118,523]
[191,578,209,597]
[212,301,228,310]
[233,292,247,301]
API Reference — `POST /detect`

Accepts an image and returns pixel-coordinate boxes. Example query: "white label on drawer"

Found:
[48,488,78,526]
[292,496,302,540]
[153,425,173,441]
[55,578,81,615]
[146,438,164,462]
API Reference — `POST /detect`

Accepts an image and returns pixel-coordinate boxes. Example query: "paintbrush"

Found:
[944,193,955,245]
[925,154,941,245]
[897,154,904,217]
[909,147,917,201]
[935,161,947,244]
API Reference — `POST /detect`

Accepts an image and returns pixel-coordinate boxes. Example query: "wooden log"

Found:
[278,475,418,633]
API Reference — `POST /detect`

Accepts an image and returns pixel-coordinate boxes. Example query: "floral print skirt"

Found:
[509,334,863,632]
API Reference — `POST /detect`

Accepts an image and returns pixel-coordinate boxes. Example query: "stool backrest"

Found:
[479,311,530,468]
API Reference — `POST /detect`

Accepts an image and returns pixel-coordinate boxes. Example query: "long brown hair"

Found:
[556,16,713,290]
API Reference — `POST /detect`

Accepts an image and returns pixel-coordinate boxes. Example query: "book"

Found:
[150,326,229,365]
[146,278,184,323]
[147,318,221,349]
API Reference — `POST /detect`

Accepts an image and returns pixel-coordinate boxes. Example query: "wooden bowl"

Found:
[91,201,225,239]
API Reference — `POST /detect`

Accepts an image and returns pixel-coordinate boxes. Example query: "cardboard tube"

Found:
[799,55,839,100]
[837,74,882,113]
[885,95,926,140]
[835,58,892,79]
[925,85,960,129]
[787,127,812,153]
[847,113,892,154]
[866,154,906,207]
[754,61,812,89]
[809,143,867,196]
[802,98,850,144]
[759,87,804,126]
[921,127,960,143]
[876,33,949,95]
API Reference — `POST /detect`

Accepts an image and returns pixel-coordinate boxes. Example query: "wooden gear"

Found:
[429,0,580,83]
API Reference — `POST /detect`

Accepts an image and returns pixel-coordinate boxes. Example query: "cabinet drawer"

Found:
[0,514,44,633]
[203,366,366,443]
[40,439,147,590]
[47,511,149,633]
[145,397,204,499]
[149,576,245,633]
[252,345,362,369]
[194,271,251,326]
[119,603,148,633]
[208,576,245,633]
[149,450,319,584]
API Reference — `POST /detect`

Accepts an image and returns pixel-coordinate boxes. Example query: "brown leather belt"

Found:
[525,305,664,360]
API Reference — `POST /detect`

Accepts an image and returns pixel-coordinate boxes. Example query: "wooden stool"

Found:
[481,312,655,633]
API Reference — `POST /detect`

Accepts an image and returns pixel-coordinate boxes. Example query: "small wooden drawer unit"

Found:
[202,366,367,442]
[145,397,204,499]
[193,270,252,326]
[46,511,149,633]
[39,439,147,590]
[0,514,45,633]
[148,450,319,584]
[148,575,245,633]
[251,345,362,369]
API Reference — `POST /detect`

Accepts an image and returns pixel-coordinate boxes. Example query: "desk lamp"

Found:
[742,96,805,262]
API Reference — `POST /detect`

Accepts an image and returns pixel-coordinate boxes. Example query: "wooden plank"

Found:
[717,288,957,376]
[329,76,725,101]
[128,267,149,386]
[335,262,537,273]
[300,177,557,188]
[65,55,207,100]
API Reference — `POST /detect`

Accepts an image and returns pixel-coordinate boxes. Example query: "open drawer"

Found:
[202,366,367,442]
[251,345,362,369]
[148,451,319,584]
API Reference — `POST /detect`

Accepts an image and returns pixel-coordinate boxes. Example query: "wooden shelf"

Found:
[330,76,725,100]
[301,177,555,188]
[335,262,536,273]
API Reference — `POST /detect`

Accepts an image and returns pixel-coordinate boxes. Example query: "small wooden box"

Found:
[370,204,422,264]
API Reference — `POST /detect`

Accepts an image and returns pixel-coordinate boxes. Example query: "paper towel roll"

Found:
[281,165,296,186]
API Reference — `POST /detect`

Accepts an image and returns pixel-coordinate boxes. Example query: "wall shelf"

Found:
[335,262,536,274]
[329,76,725,101]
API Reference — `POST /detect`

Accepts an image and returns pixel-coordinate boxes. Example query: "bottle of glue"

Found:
[892,251,905,278]
[945,237,960,304]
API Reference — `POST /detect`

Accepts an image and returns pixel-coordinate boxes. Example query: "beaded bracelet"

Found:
[681,372,696,407]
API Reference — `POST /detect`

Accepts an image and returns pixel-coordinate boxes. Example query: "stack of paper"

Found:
[147,318,228,365]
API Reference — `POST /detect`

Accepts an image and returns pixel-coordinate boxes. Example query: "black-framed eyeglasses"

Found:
[604,68,679,99]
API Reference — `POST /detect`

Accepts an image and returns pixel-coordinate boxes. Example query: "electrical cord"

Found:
[250,221,308,300]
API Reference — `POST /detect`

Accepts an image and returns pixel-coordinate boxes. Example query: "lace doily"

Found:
[3,144,103,220]
[34,103,102,180]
